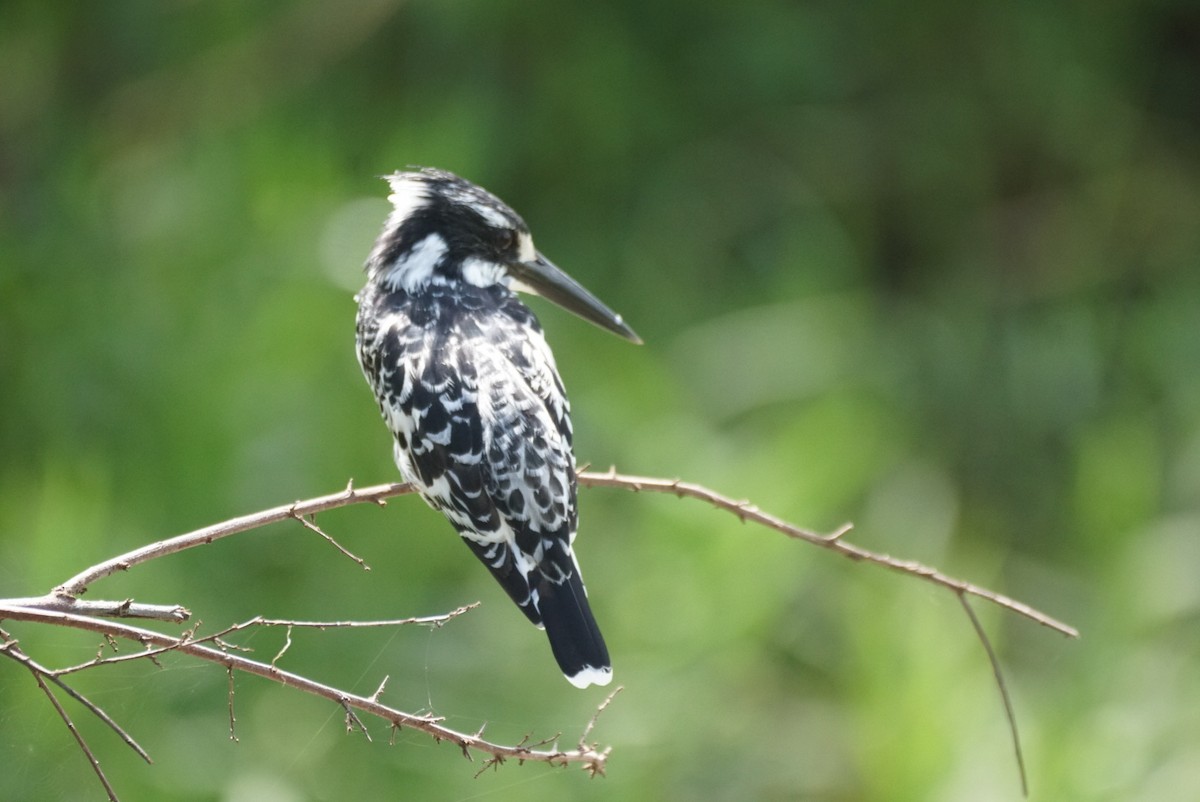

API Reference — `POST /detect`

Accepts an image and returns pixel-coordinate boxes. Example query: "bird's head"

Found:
[365,167,640,344]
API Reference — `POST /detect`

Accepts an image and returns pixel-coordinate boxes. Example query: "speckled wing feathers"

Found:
[356,284,581,627]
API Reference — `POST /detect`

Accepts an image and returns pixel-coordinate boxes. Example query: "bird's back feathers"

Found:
[356,279,611,687]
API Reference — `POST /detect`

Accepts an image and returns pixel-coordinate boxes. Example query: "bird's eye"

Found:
[495,229,518,251]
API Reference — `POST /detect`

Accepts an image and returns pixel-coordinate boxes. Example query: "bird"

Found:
[354,167,640,689]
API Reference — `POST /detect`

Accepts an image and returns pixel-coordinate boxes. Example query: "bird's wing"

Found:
[357,303,504,560]
[467,311,611,683]
[465,315,581,598]
[359,297,582,625]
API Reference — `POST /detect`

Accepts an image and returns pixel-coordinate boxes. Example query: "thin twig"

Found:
[342,698,373,741]
[573,686,623,777]
[30,670,120,801]
[959,593,1028,797]
[369,675,390,703]
[44,606,478,677]
[241,604,480,630]
[227,666,238,742]
[579,685,623,750]
[289,510,371,570]
[0,631,152,764]
[271,625,294,666]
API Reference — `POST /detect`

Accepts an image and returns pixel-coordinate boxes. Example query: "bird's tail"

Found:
[536,569,612,689]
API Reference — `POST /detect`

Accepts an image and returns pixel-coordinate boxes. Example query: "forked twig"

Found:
[0,629,152,765]
[31,672,120,802]
[53,481,416,597]
[577,469,1078,639]
[576,468,1065,793]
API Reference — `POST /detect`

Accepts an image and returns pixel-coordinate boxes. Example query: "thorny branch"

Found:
[578,469,1078,639]
[53,478,414,599]
[577,468,1072,796]
[0,605,614,778]
[0,470,1078,800]
[37,473,1074,635]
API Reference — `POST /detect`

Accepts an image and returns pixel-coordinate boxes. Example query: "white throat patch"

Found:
[382,233,449,291]
[461,256,510,288]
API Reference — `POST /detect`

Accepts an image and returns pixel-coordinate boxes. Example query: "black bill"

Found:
[510,253,642,344]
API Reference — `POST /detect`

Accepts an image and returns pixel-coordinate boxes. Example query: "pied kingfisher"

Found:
[354,168,639,688]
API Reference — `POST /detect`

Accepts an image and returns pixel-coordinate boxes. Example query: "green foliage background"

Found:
[2,2,1198,800]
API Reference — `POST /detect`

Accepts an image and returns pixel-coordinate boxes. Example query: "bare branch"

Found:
[1,470,1075,795]
[53,482,416,597]
[0,604,610,773]
[3,595,189,622]
[574,469,1067,792]
[37,472,1073,641]
[577,469,1079,639]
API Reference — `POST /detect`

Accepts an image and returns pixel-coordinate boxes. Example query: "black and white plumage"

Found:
[354,168,639,688]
